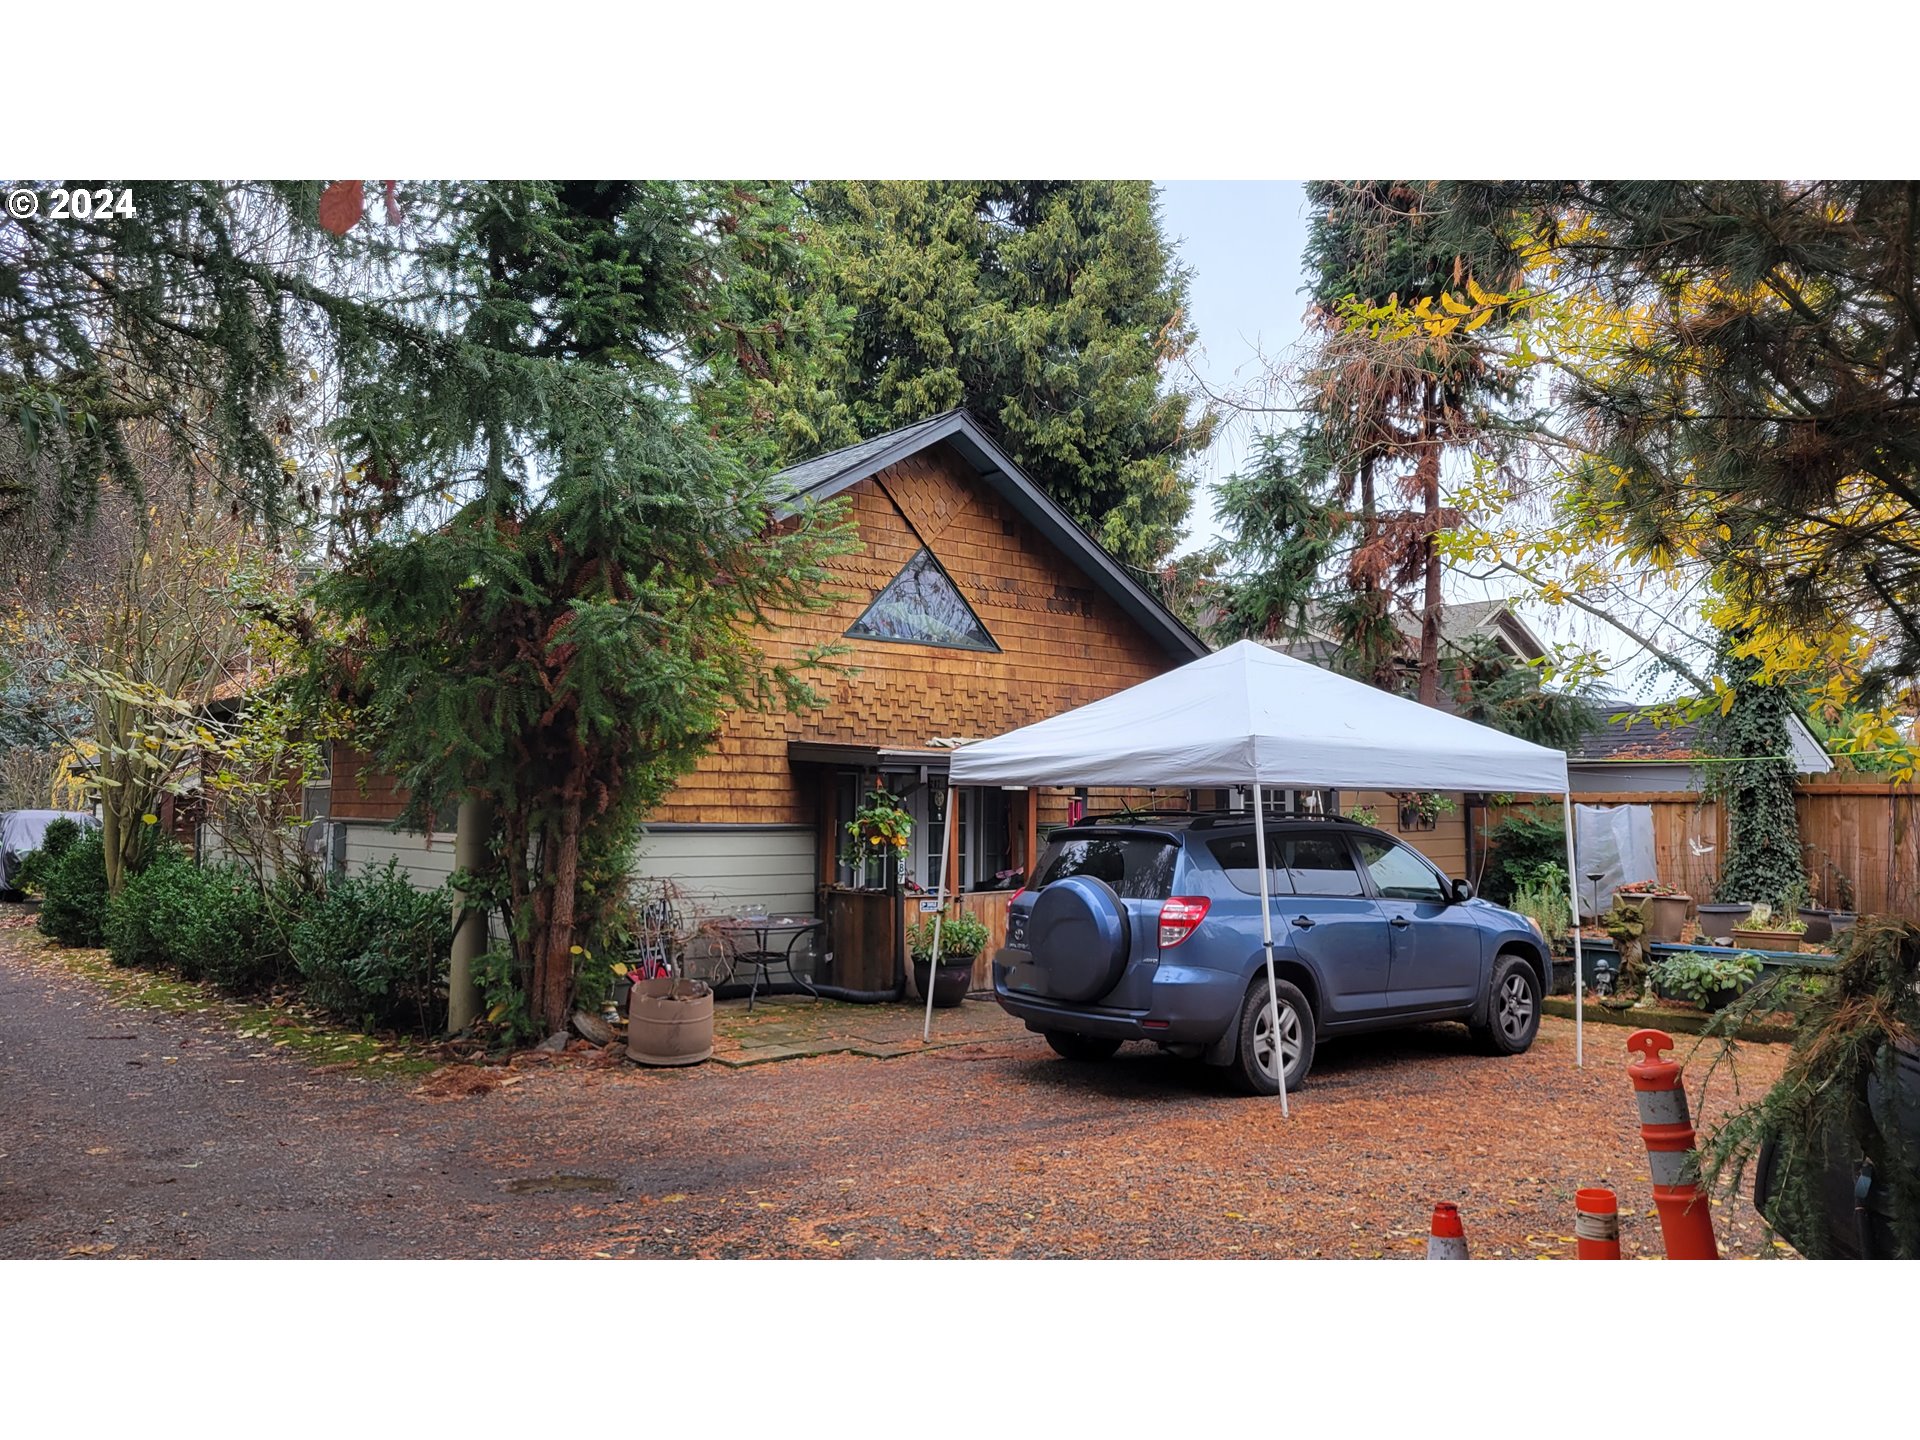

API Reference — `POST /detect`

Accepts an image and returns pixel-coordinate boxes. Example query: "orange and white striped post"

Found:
[1426,1202,1469,1259]
[1625,1029,1720,1260]
[1574,1187,1622,1259]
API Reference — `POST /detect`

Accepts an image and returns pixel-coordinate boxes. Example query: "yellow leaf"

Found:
[1440,291,1471,315]
[1464,308,1493,332]
[1466,275,1492,305]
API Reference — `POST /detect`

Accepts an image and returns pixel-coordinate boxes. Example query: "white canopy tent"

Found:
[920,640,1586,1111]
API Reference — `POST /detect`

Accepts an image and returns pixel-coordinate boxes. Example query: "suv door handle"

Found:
[1389,915,1411,929]
[1290,915,1315,929]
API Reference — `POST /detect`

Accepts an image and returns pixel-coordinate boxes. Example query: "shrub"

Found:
[175,864,282,992]
[103,845,199,969]
[290,859,452,1033]
[15,816,84,896]
[1482,807,1568,906]
[1511,863,1572,945]
[37,826,109,947]
[1648,949,1763,1009]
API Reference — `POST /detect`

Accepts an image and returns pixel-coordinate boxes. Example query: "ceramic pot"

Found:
[627,977,714,1066]
[1695,903,1750,945]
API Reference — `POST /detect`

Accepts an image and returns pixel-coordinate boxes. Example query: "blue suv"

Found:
[993,812,1549,1094]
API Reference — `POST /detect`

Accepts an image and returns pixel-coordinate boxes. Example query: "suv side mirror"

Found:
[1449,878,1474,903]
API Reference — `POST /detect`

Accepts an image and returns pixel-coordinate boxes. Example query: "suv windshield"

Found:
[1034,833,1179,899]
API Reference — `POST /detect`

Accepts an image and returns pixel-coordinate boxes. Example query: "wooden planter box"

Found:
[1731,926,1805,954]
[821,886,903,994]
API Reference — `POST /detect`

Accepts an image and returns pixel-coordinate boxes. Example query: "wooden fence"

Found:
[1480,773,1920,919]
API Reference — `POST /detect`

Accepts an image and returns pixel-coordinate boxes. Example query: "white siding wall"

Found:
[632,825,815,920]
[340,822,459,885]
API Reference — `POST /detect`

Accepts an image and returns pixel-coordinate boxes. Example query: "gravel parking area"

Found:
[0,914,1790,1259]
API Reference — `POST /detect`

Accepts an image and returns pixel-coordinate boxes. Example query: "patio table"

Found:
[713,915,822,1012]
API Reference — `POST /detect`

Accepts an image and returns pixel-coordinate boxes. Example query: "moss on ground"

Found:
[6,924,438,1078]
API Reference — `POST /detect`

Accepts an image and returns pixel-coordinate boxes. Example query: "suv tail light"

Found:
[1006,886,1026,910]
[1158,896,1210,948]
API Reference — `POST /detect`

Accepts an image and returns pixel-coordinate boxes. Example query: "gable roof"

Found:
[1571,702,1833,773]
[772,409,1208,663]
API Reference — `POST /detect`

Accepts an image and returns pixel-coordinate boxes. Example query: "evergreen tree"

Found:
[294,181,854,1037]
[1214,181,1525,699]
[706,181,1213,570]
[0,181,320,548]
[1442,181,1920,691]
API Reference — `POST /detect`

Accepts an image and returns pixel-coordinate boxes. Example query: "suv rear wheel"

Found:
[1470,954,1541,1056]
[1232,976,1314,1095]
[1043,1031,1124,1062]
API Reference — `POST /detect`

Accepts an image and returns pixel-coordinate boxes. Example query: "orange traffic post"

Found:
[1574,1187,1622,1259]
[1624,1029,1720,1260]
[1426,1202,1469,1259]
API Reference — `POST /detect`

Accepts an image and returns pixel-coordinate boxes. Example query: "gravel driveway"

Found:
[0,918,1790,1259]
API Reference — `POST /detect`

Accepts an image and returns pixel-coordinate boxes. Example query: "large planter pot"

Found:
[1730,926,1804,954]
[911,957,974,1009]
[1646,894,1691,943]
[1797,908,1833,945]
[1829,911,1858,940]
[1695,903,1750,945]
[627,977,714,1066]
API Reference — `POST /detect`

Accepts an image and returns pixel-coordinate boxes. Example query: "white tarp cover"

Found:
[1573,803,1659,918]
[949,639,1571,794]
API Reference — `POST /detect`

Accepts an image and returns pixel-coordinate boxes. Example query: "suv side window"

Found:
[1356,835,1449,901]
[1285,835,1365,897]
[1206,831,1297,897]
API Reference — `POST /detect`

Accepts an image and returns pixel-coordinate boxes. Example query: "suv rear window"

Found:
[1034,833,1179,900]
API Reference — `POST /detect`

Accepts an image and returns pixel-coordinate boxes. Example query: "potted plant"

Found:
[1648,948,1764,1011]
[1695,900,1752,945]
[841,783,914,891]
[1615,880,1692,943]
[907,909,988,1009]
[1729,901,1808,954]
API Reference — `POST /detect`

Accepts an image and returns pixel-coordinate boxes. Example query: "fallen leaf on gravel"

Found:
[67,1243,117,1256]
[85,1147,110,1155]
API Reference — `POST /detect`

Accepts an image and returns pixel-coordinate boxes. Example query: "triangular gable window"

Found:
[846,548,999,652]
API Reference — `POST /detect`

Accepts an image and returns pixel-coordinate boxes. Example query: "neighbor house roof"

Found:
[772,409,1208,664]
[1571,703,1833,773]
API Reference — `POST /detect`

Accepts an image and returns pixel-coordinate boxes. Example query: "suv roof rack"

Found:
[1072,807,1359,830]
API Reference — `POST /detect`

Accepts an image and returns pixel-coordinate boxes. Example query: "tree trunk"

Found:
[1416,386,1443,709]
[530,798,583,1034]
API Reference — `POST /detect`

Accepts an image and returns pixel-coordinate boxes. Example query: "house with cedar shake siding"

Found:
[315,411,1203,927]
[305,410,1475,982]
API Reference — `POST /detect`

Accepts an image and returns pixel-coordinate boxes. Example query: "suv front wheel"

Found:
[1233,976,1315,1095]
[1471,954,1541,1056]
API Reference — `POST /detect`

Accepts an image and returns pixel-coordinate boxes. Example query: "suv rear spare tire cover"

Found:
[1027,875,1132,1002]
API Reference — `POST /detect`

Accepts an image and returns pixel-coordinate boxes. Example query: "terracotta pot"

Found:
[627,977,714,1066]
[1730,927,1804,954]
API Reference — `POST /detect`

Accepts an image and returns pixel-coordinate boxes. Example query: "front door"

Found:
[1356,835,1484,1013]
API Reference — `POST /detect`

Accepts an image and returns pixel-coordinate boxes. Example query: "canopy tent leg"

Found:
[922,784,959,1043]
[1252,782,1290,1116]
[1563,792,1584,1068]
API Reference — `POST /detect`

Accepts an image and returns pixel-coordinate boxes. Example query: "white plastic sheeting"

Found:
[1573,804,1659,918]
[949,640,1571,793]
